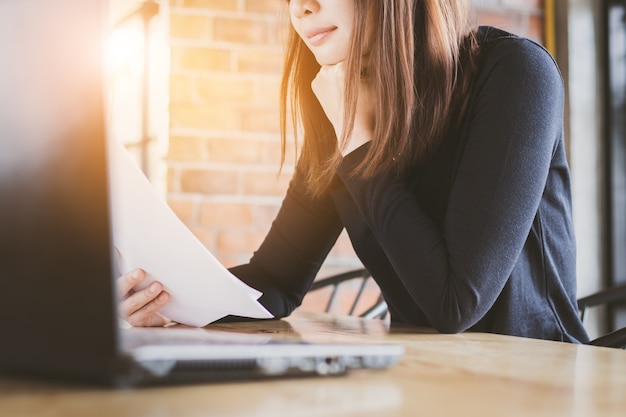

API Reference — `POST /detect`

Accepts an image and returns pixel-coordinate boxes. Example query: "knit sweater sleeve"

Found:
[229,168,344,318]
[336,37,565,333]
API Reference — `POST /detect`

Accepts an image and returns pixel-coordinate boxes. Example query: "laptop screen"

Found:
[0,0,121,381]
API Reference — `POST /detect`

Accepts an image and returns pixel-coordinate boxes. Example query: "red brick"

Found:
[299,286,333,312]
[259,140,281,164]
[171,46,231,72]
[179,0,238,11]
[216,229,267,257]
[166,198,196,224]
[167,167,180,193]
[237,50,284,73]
[189,226,216,251]
[213,17,271,44]
[219,255,246,269]
[167,135,207,162]
[242,171,290,196]
[199,202,255,227]
[254,78,281,104]
[244,0,286,15]
[266,20,290,45]
[196,74,256,102]
[180,169,238,194]
[241,108,281,133]
[207,137,266,164]
[169,13,211,40]
[328,232,357,258]
[170,104,241,131]
[254,204,281,227]
[169,74,195,103]
[261,137,299,165]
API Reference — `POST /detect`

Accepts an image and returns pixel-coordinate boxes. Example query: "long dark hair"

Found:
[280,0,479,195]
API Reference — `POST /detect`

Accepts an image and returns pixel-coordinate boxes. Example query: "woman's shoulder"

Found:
[477,26,523,43]
[477,25,546,52]
[477,25,555,60]
[475,25,562,83]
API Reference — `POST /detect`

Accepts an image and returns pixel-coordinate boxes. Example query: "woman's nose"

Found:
[289,0,320,19]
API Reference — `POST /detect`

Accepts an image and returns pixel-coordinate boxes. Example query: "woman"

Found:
[119,0,590,343]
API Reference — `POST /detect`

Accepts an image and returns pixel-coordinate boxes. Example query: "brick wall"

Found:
[167,0,291,268]
[166,0,547,311]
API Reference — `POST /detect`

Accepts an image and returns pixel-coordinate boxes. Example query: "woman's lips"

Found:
[306,27,337,46]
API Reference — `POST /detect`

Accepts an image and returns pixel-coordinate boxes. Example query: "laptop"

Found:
[0,0,403,386]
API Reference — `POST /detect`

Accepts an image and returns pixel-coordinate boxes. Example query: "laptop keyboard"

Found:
[120,327,273,351]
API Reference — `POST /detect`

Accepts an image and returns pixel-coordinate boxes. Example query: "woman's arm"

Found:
[336,38,566,332]
[229,169,344,318]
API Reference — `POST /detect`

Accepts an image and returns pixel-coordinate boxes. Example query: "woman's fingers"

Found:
[311,61,374,154]
[119,281,170,327]
[116,269,144,300]
[116,269,170,327]
[126,292,170,327]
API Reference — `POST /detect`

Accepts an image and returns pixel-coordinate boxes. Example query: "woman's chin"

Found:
[313,54,346,67]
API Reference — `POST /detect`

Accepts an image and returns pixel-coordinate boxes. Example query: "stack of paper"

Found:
[107,139,273,327]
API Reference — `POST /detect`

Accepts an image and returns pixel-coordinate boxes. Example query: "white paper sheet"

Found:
[107,139,273,327]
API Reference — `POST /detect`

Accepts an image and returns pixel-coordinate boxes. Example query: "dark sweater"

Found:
[230,27,590,343]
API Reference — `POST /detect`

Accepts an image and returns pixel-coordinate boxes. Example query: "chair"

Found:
[308,268,388,320]
[578,282,626,349]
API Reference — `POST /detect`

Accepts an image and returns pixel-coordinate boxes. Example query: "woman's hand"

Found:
[311,61,375,155]
[117,269,170,327]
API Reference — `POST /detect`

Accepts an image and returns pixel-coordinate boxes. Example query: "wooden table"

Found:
[1,312,625,417]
